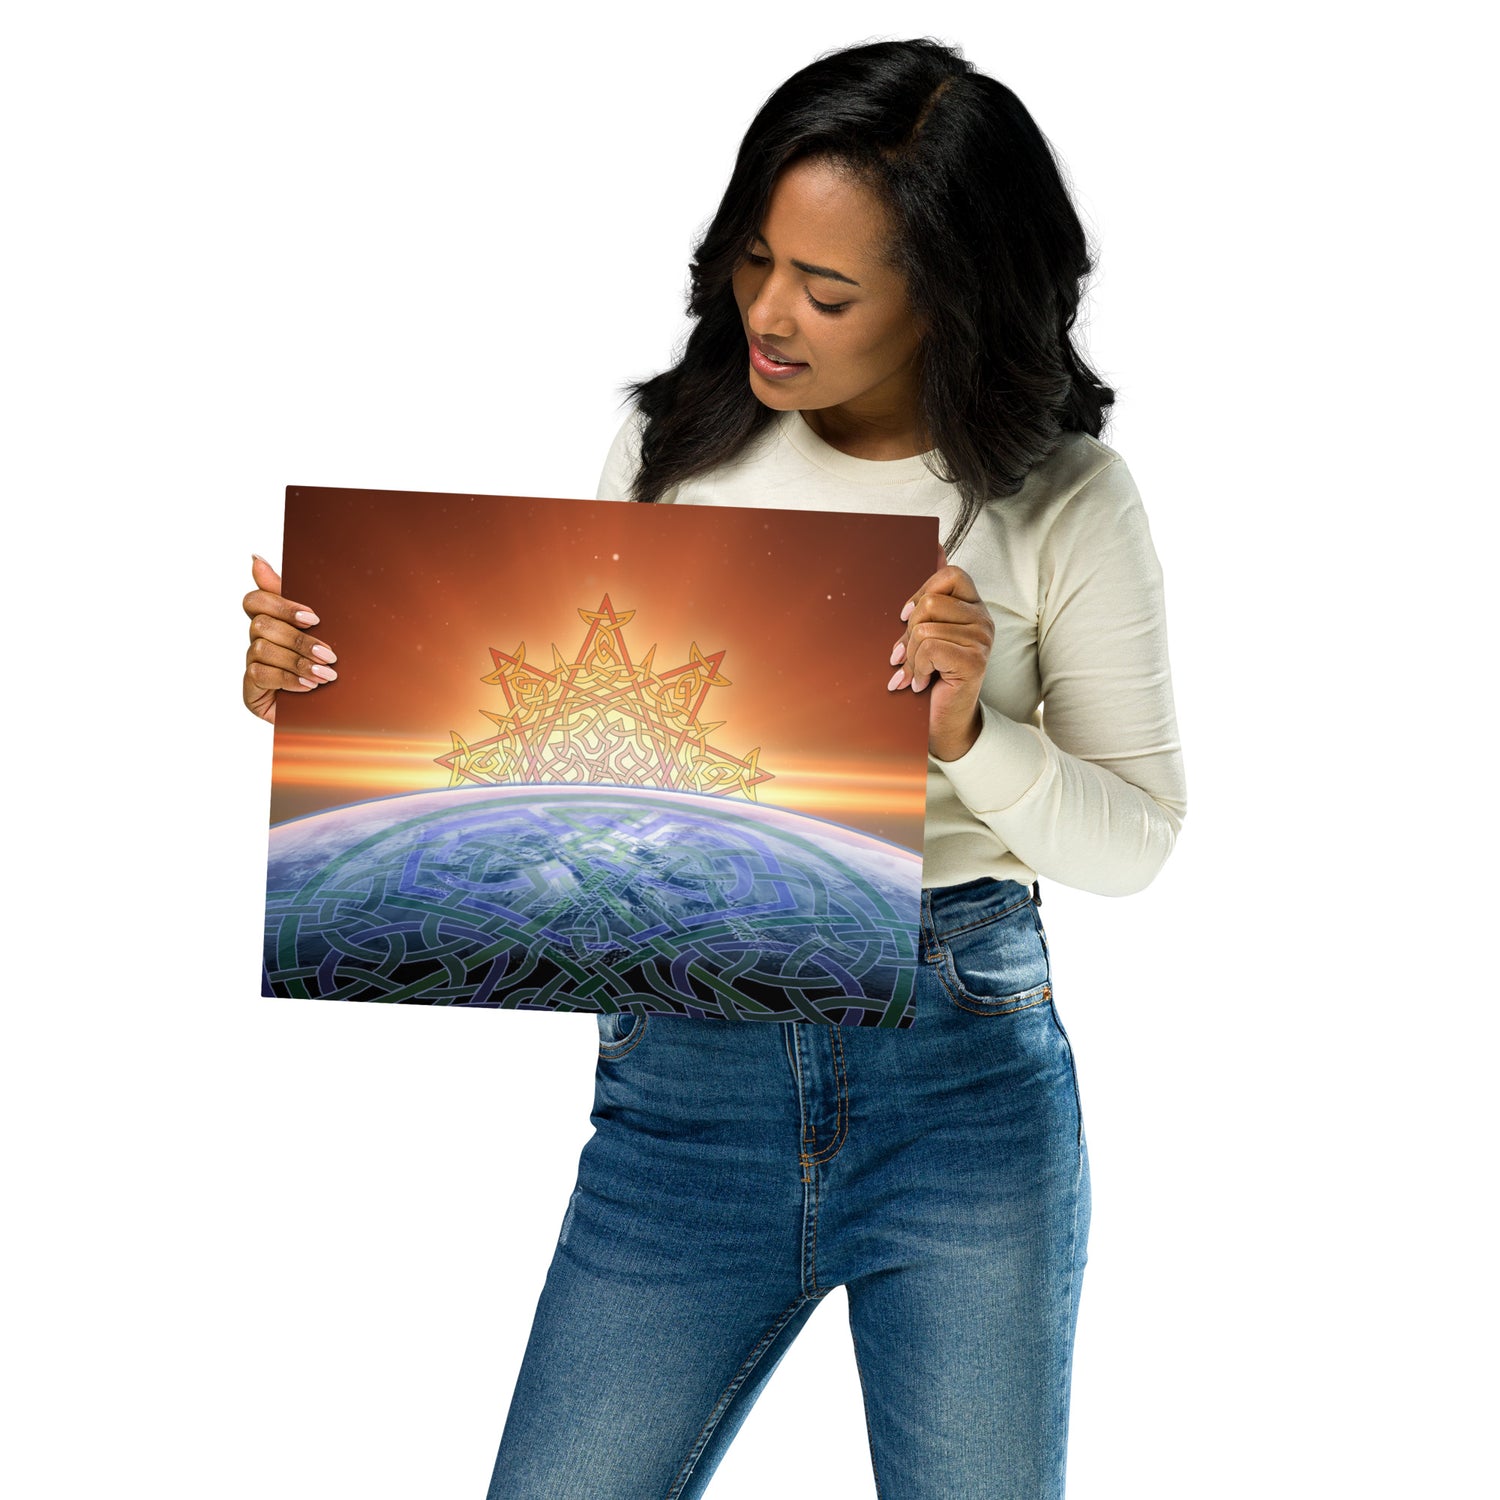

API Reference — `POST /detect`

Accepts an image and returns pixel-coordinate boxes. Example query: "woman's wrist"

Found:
[929,706,984,762]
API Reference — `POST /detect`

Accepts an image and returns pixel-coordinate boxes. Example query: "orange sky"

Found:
[270,487,937,849]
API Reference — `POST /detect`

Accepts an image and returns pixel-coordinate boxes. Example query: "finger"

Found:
[907,634,987,693]
[244,659,323,696]
[247,635,339,684]
[901,563,980,618]
[248,613,337,664]
[904,592,989,626]
[890,630,989,692]
[251,552,282,595]
[889,600,990,672]
[244,677,280,724]
[907,618,993,654]
[242,585,321,628]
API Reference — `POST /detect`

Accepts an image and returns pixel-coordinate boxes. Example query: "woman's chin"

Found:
[748,376,805,410]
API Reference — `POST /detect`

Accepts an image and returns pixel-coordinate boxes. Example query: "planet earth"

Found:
[262,784,923,1027]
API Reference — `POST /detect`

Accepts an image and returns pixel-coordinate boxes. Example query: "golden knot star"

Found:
[435,595,775,801]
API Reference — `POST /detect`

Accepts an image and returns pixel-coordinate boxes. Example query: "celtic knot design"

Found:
[263,787,921,1027]
[435,596,774,800]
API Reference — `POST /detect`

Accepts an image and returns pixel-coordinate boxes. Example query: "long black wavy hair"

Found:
[622,37,1115,555]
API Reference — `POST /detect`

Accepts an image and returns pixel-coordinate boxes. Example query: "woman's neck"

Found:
[798,404,932,461]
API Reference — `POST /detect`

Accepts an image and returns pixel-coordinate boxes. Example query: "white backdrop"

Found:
[5,2,1492,1496]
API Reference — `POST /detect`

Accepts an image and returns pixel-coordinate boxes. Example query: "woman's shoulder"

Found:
[1018,429,1147,533]
[961,431,1151,575]
[1029,429,1128,496]
[1014,430,1168,606]
[595,404,650,503]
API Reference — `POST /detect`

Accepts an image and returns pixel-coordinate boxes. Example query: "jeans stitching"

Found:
[919,893,939,962]
[933,947,1053,1015]
[790,1029,842,1296]
[803,1023,849,1165]
[665,1292,822,1499]
[597,1007,650,1060]
[1049,1004,1084,1154]
[930,891,1035,941]
[805,1154,823,1296]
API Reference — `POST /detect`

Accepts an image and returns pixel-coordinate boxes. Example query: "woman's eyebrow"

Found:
[751,232,861,287]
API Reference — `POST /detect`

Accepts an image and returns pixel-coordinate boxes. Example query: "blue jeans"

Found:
[484,877,1090,1499]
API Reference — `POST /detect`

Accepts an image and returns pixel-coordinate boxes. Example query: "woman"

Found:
[242,37,1187,1500]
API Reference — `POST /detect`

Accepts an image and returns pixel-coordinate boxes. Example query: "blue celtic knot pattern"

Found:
[263,785,922,1027]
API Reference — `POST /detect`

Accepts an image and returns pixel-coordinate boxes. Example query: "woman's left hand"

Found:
[888,545,994,761]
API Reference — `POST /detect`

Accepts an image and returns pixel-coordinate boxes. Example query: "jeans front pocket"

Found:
[934,892,1053,1016]
[597,1007,651,1061]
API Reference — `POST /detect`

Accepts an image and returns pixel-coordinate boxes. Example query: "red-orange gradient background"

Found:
[270,487,938,850]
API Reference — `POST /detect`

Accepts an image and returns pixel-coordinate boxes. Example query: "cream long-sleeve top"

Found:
[595,405,1187,898]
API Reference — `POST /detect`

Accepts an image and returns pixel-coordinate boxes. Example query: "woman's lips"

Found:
[749,337,809,380]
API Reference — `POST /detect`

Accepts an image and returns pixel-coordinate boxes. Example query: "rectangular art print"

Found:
[263,487,936,1026]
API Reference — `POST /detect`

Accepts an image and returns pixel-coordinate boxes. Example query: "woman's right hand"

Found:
[242,553,338,724]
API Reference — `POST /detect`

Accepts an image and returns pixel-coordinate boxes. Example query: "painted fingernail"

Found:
[311,644,337,663]
[310,664,338,681]
[298,676,318,688]
[887,668,905,691]
[889,641,906,666]
[294,609,320,626]
[900,600,915,621]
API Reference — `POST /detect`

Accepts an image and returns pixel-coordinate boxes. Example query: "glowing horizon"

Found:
[270,487,937,853]
[269,728,925,848]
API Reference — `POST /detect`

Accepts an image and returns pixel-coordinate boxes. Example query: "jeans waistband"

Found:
[921,876,1038,944]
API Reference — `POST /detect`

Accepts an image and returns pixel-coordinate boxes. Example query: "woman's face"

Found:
[730,157,925,432]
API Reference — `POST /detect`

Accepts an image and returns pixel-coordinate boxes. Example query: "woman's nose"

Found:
[747,276,797,338]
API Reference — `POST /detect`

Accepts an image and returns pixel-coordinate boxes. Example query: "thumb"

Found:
[936,541,948,572]
[251,552,282,594]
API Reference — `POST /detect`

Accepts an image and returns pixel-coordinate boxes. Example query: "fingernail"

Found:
[311,644,337,663]
[294,609,320,626]
[887,668,905,691]
[900,600,915,621]
[889,641,906,666]
[310,664,337,682]
[298,676,318,688]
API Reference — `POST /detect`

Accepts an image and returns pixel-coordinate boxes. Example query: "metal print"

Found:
[263,486,935,1025]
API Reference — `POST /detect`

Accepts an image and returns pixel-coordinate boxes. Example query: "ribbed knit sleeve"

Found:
[932,456,1188,896]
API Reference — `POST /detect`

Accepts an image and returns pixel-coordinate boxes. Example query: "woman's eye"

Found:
[805,291,849,315]
[742,250,848,314]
